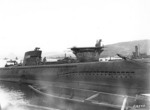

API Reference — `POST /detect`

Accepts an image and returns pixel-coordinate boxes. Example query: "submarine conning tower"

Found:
[71,39,104,62]
[23,47,42,66]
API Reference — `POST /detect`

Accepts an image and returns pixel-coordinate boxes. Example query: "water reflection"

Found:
[2,81,148,110]
[0,82,27,110]
[0,81,109,110]
[0,81,59,110]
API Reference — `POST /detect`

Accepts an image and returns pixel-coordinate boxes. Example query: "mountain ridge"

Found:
[2,39,149,59]
[44,39,150,58]
[100,39,150,57]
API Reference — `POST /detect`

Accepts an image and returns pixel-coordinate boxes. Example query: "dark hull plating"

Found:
[0,59,150,110]
[0,60,149,95]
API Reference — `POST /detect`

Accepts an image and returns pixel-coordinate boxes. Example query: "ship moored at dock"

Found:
[0,39,150,110]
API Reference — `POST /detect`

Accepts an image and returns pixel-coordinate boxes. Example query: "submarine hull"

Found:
[0,60,150,110]
[0,60,149,95]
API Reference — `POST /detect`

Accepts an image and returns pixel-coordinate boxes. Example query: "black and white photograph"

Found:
[0,0,150,110]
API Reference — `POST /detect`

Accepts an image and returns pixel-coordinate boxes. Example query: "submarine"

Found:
[0,39,150,110]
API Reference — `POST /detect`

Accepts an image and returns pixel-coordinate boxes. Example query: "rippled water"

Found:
[0,83,25,109]
[0,81,100,110]
[0,81,60,110]
[1,81,138,110]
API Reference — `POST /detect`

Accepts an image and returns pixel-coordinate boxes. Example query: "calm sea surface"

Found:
[0,81,102,110]
[0,81,116,110]
[0,81,61,110]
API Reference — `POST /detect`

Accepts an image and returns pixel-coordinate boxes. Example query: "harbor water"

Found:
[0,81,61,110]
[0,81,125,110]
[1,80,150,110]
[0,81,107,110]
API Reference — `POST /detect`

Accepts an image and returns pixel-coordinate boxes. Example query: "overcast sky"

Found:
[0,0,150,57]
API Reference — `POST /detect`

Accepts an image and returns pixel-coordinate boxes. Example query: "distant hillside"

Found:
[100,39,150,57]
[43,39,150,59]
[43,51,75,59]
